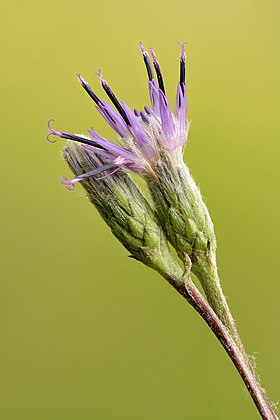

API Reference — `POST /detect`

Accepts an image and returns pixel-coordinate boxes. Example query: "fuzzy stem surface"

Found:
[163,260,277,420]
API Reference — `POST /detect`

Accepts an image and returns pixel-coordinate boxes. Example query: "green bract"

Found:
[63,142,183,285]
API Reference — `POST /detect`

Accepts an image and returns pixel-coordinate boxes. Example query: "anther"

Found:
[47,120,104,149]
[178,42,187,88]
[76,74,102,106]
[139,42,153,81]
[96,70,130,126]
[150,48,165,94]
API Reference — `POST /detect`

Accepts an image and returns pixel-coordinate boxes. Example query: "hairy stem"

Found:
[164,261,277,420]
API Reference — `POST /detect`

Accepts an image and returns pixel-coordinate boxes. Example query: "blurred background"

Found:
[1,0,279,418]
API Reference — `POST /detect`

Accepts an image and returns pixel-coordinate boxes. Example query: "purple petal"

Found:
[88,129,138,161]
[80,143,118,161]
[121,101,155,160]
[148,80,161,116]
[97,102,129,137]
[60,161,115,190]
[159,89,175,140]
[144,106,161,123]
[134,108,140,117]
[175,82,187,140]
[140,111,150,125]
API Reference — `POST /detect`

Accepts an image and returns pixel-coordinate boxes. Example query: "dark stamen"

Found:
[179,42,187,89]
[48,120,107,151]
[178,93,181,108]
[139,42,153,81]
[100,106,116,124]
[60,132,105,149]
[76,74,102,106]
[150,48,165,94]
[97,71,130,126]
[180,57,185,87]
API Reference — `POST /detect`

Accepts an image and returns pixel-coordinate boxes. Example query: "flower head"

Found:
[62,141,183,282]
[49,42,218,325]
[48,43,189,189]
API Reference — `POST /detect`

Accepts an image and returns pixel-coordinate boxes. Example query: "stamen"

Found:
[178,42,187,88]
[60,176,76,191]
[139,42,153,81]
[76,74,102,106]
[47,119,59,143]
[150,48,165,94]
[134,109,140,117]
[77,74,128,136]
[96,70,130,126]
[61,161,115,190]
[59,132,99,147]
[47,119,103,149]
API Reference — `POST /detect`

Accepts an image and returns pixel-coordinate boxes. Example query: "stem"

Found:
[167,265,277,419]
[191,256,276,415]
[192,257,238,342]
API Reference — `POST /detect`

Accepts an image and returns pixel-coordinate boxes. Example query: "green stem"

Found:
[192,259,239,343]
[162,257,277,420]
[195,266,274,418]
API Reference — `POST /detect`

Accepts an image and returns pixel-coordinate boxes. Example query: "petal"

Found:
[148,80,161,117]
[88,129,138,161]
[159,89,175,140]
[175,82,187,139]
[97,102,129,137]
[60,161,115,190]
[121,101,155,160]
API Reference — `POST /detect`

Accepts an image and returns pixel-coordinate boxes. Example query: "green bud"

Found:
[147,153,232,328]
[63,143,183,284]
[147,153,216,263]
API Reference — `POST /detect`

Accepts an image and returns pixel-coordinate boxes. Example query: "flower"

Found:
[48,42,224,331]
[47,42,189,190]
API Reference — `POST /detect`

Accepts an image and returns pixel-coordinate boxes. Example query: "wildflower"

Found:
[47,42,189,189]
[48,45,278,420]
[48,43,218,321]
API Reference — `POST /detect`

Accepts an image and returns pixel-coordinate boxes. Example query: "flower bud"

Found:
[63,142,182,284]
[147,153,231,328]
[146,151,232,328]
[148,152,216,263]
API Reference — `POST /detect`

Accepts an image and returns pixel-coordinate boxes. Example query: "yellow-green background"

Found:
[1,0,279,419]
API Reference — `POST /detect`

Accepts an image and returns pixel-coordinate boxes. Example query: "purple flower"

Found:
[48,42,189,190]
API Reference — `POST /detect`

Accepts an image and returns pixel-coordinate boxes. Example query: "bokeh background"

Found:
[1,0,279,419]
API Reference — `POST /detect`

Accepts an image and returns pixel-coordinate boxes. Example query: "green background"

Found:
[1,0,279,418]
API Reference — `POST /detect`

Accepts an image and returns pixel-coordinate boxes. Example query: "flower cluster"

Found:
[48,43,227,337]
[48,42,189,189]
